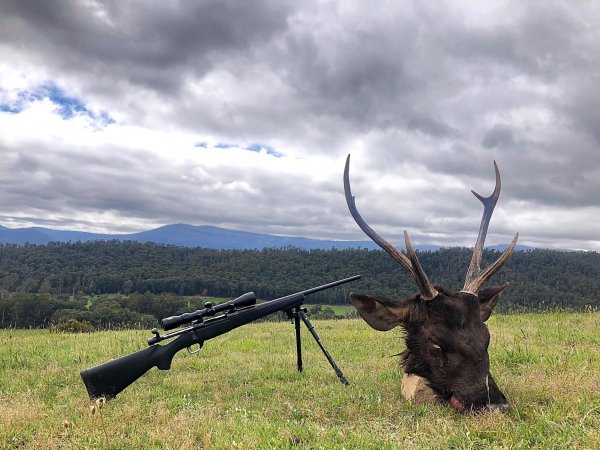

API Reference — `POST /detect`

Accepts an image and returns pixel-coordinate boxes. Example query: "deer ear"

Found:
[478,283,509,321]
[350,292,413,331]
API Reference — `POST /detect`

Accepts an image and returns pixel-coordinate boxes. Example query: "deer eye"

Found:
[431,343,445,356]
[431,343,450,367]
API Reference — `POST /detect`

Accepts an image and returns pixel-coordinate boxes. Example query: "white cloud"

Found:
[0,0,599,250]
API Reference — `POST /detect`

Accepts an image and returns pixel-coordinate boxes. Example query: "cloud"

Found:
[0,0,599,250]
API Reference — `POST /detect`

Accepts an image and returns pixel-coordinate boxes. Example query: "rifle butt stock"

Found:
[80,332,197,400]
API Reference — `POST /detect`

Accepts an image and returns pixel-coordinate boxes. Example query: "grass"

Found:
[0,312,598,449]
[323,304,354,316]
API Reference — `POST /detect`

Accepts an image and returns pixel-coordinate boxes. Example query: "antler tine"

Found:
[404,231,438,301]
[464,233,519,295]
[344,154,437,301]
[463,161,500,289]
[461,161,518,294]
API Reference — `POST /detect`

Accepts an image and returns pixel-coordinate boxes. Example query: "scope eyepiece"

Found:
[160,292,257,331]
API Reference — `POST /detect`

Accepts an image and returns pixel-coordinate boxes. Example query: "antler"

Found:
[344,155,438,301]
[461,161,519,295]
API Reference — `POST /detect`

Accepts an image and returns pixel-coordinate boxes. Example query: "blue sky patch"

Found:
[0,83,115,126]
[215,142,236,149]
[0,103,20,113]
[245,144,282,157]
[194,141,283,157]
[42,84,88,119]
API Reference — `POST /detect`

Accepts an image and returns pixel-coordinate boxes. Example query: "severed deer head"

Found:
[344,155,518,412]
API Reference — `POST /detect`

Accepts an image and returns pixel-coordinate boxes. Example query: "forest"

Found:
[0,240,598,329]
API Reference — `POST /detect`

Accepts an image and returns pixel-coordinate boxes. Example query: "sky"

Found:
[1,0,599,251]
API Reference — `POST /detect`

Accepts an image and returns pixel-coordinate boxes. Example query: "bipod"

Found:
[285,306,349,386]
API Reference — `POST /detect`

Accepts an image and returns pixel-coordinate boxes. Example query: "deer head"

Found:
[344,155,518,412]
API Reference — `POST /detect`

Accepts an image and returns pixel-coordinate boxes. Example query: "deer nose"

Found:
[449,395,465,412]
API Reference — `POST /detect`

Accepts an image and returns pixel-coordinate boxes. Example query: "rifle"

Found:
[80,275,361,400]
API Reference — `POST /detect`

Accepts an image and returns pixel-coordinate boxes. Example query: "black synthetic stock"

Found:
[161,292,256,331]
[80,332,197,399]
[80,275,360,400]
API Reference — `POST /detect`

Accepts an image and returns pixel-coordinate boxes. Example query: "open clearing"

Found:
[0,313,598,449]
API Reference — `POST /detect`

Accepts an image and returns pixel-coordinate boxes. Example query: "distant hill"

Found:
[0,223,532,251]
[126,224,383,250]
[0,223,381,250]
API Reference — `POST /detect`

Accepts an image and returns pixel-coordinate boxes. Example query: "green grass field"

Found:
[0,312,598,449]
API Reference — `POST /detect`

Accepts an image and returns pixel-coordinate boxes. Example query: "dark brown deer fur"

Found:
[344,155,518,412]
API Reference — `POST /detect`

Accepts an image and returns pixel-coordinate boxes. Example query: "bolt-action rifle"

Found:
[80,275,361,400]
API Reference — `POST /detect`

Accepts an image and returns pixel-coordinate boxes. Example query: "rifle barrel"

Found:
[300,274,362,296]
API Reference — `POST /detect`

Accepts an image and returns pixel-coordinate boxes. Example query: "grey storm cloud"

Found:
[0,0,292,92]
[0,0,599,250]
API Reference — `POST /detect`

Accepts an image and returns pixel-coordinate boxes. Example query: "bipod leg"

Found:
[297,310,349,386]
[294,309,303,372]
[286,308,303,373]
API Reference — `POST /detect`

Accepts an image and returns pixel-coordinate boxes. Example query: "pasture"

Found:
[0,312,598,449]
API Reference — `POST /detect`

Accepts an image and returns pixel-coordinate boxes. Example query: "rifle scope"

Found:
[160,292,256,331]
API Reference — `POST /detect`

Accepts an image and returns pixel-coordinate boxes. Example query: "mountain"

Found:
[0,223,533,251]
[0,225,52,245]
[126,224,382,250]
[0,223,379,250]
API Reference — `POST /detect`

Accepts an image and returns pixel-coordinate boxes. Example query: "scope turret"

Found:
[160,292,256,331]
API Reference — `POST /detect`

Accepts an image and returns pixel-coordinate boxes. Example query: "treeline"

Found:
[0,291,354,330]
[0,241,598,327]
[0,291,179,329]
